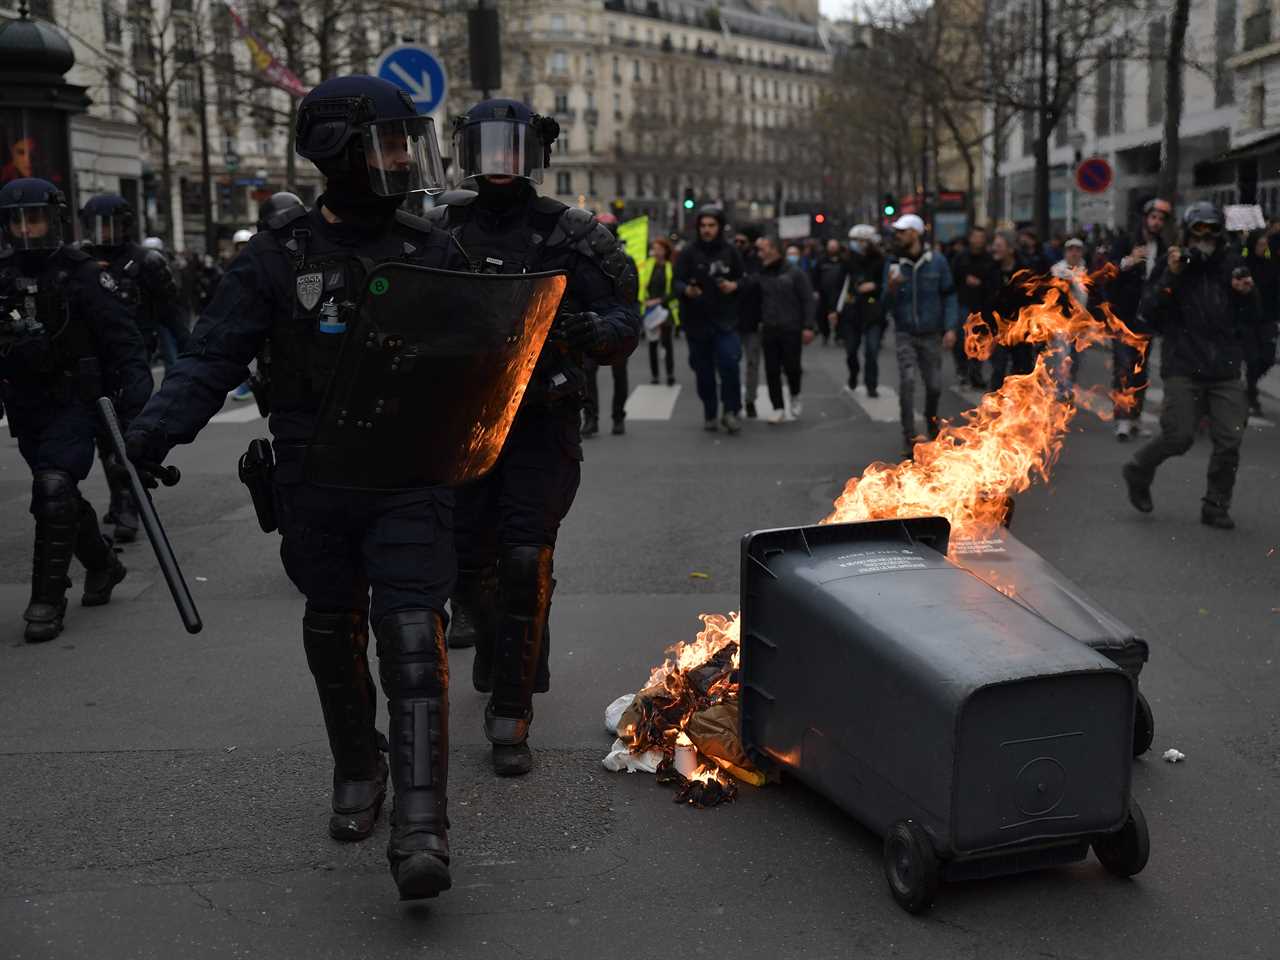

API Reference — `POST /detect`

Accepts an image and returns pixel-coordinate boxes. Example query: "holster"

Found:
[237,437,277,533]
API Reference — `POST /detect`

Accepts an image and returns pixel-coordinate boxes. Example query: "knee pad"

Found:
[303,607,367,682]
[498,545,554,618]
[31,471,79,522]
[375,609,447,699]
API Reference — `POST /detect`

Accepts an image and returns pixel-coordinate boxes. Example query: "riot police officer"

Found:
[81,195,189,371]
[0,179,152,642]
[124,76,471,901]
[429,99,640,776]
[79,193,186,542]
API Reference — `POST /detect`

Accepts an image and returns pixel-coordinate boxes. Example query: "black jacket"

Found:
[673,237,744,338]
[950,248,1000,315]
[742,259,816,334]
[1139,246,1262,382]
[1106,233,1167,326]
[841,249,886,328]
[0,245,152,433]
[812,255,848,316]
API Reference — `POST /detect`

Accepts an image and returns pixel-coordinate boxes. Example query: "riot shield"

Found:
[305,264,567,489]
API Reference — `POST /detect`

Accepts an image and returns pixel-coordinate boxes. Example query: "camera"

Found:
[1180,247,1206,268]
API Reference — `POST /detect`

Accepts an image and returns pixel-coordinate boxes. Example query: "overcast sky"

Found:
[819,0,853,20]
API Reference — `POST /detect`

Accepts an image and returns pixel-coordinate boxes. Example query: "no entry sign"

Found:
[1075,156,1113,194]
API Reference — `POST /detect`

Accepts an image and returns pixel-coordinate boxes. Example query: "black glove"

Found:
[560,311,615,356]
[124,427,178,489]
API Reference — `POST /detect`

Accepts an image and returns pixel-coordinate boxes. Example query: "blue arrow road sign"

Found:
[375,44,448,113]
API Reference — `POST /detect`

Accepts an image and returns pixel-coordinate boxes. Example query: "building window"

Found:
[613,93,622,120]
[1095,53,1112,138]
[1147,21,1165,127]
[588,170,597,195]
[550,50,569,75]
[554,91,570,113]
[650,62,658,83]
[612,56,621,82]
[615,173,625,197]
[550,13,566,33]
[106,68,122,119]
[633,59,641,81]
[556,171,572,194]
[177,75,196,109]
[1215,0,1237,107]
[102,1,122,45]
[1249,83,1266,128]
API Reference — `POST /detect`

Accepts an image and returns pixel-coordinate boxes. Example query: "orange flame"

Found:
[624,268,1149,777]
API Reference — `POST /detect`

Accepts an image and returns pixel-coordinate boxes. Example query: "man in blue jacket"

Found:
[882,214,959,458]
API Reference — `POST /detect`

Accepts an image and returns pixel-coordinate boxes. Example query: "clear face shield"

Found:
[361,116,446,197]
[453,120,546,184]
[84,213,129,247]
[2,205,63,252]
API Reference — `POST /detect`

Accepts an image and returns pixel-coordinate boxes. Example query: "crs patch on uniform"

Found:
[296,271,323,311]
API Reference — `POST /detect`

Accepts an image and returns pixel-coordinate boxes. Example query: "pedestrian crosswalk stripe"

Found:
[842,384,901,423]
[210,405,263,424]
[624,384,682,420]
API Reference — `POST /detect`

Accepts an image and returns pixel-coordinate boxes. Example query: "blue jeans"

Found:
[687,330,742,419]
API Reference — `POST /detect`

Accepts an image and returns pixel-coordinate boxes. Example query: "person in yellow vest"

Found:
[640,236,679,385]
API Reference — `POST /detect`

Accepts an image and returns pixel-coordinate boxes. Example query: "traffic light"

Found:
[882,193,897,217]
[814,212,826,225]
[683,188,696,210]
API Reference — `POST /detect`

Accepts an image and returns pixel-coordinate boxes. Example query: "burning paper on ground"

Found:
[602,267,1150,804]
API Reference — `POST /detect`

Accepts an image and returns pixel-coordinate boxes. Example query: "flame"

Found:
[622,268,1149,783]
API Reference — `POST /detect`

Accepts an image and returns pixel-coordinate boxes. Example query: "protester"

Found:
[840,224,886,397]
[987,229,1037,392]
[882,214,959,458]
[674,206,745,433]
[1242,230,1279,418]
[812,238,846,346]
[740,235,817,423]
[1122,202,1263,530]
[1018,226,1050,275]
[640,237,679,386]
[1048,237,1089,397]
[1108,198,1171,439]
[735,224,764,418]
[948,225,999,390]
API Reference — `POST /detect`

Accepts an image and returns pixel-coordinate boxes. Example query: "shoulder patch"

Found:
[99,270,119,292]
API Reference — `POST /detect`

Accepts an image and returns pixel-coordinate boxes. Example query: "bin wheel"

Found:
[1132,692,1154,757]
[883,819,940,914]
[1093,801,1150,878]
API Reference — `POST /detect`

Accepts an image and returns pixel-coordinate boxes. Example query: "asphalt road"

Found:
[1,339,1277,959]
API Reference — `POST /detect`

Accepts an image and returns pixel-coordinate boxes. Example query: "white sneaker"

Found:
[767,410,788,424]
[840,384,856,399]
[1115,420,1132,442]
[790,399,803,419]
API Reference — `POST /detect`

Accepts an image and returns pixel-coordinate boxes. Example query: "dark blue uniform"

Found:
[426,182,640,770]
[0,244,152,640]
[129,205,465,624]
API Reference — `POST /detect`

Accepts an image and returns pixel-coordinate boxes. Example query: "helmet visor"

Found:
[2,205,63,251]
[362,116,446,197]
[453,120,545,184]
[84,213,129,247]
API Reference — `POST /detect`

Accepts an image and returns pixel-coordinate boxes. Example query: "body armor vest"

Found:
[0,252,98,405]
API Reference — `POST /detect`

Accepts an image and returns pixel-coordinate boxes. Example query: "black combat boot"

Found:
[1200,499,1235,530]
[23,472,81,643]
[486,545,553,777]
[75,499,127,606]
[1122,462,1154,514]
[108,484,139,544]
[303,608,387,842]
[924,390,942,440]
[376,609,451,900]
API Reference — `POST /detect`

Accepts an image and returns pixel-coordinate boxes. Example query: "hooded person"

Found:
[672,204,746,431]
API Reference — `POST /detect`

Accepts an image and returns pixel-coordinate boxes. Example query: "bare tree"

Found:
[1157,0,1192,203]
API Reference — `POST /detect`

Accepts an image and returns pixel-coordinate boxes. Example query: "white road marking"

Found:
[624,383,682,420]
[209,405,262,424]
[842,384,901,423]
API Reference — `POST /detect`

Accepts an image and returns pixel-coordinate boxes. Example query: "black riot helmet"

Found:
[451,99,561,185]
[79,193,135,250]
[256,191,305,231]
[0,178,68,254]
[295,75,445,199]
[1182,201,1224,235]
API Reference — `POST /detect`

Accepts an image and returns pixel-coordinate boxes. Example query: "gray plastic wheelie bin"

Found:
[739,517,1149,913]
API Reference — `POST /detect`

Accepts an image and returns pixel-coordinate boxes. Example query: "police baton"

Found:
[96,397,203,634]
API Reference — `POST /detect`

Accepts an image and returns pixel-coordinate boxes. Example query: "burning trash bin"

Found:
[951,528,1154,756]
[738,517,1149,913]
